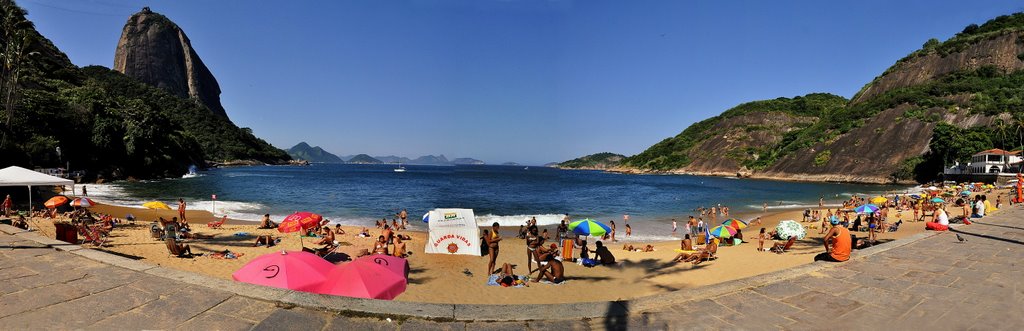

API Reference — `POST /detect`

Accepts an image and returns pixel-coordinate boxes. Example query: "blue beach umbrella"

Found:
[422,212,429,223]
[960,190,971,196]
[568,219,611,237]
[931,198,945,203]
[910,194,922,200]
[854,204,880,214]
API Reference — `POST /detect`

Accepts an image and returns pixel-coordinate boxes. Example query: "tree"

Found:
[0,1,36,148]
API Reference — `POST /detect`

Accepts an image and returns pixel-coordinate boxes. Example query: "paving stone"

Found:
[524,319,588,331]
[209,296,280,323]
[0,282,90,318]
[793,275,859,296]
[0,283,160,329]
[88,286,233,330]
[398,318,468,331]
[841,286,923,311]
[251,308,328,331]
[751,280,813,300]
[666,298,736,318]
[9,268,88,290]
[174,311,255,331]
[324,315,400,330]
[714,291,800,316]
[465,320,530,331]
[0,266,36,280]
[782,291,863,318]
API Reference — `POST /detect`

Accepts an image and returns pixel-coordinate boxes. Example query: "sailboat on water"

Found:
[394,163,406,172]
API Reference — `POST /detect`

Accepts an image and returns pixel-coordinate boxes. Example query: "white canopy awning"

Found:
[0,166,74,210]
[0,166,73,186]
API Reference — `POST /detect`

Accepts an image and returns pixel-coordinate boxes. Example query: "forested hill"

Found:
[616,12,1024,183]
[0,2,289,179]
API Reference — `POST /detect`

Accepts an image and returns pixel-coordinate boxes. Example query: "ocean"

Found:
[87,164,911,241]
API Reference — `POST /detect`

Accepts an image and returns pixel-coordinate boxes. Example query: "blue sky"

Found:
[21,0,1024,165]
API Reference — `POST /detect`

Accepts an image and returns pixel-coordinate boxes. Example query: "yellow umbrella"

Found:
[870,196,888,205]
[143,201,172,210]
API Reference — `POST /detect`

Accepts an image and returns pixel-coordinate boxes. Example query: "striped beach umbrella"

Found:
[708,225,736,239]
[854,204,879,214]
[721,218,747,230]
[71,197,95,208]
[568,219,610,237]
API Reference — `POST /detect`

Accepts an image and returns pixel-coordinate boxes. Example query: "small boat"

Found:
[182,165,200,178]
[524,167,529,170]
[394,163,406,172]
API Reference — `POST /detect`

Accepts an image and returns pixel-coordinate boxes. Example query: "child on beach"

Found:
[757,228,767,252]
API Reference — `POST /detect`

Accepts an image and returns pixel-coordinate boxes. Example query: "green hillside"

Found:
[622,93,848,170]
[559,152,625,169]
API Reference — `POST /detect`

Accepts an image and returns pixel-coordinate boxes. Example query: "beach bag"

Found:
[581,258,598,267]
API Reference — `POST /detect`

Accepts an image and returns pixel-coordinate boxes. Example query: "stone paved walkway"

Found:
[1,205,1022,330]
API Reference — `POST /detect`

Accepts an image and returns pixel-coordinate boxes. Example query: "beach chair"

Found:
[771,236,796,254]
[207,216,226,229]
[150,223,165,240]
[165,238,192,258]
[77,224,108,247]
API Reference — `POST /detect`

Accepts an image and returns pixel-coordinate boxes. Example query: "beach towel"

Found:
[561,239,574,261]
[581,258,598,267]
[233,232,249,237]
[210,250,245,259]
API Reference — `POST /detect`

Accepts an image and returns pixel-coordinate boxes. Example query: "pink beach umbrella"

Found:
[231,250,333,291]
[352,254,410,282]
[316,260,407,300]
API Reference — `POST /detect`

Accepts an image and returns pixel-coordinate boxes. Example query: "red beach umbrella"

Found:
[315,260,407,300]
[44,196,68,209]
[278,211,323,248]
[232,250,333,291]
[352,254,410,282]
[278,211,322,233]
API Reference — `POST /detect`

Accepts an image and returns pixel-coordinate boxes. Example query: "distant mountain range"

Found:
[286,142,344,163]
[287,142,485,165]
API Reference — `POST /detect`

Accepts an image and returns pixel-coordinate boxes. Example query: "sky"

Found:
[19,0,1024,165]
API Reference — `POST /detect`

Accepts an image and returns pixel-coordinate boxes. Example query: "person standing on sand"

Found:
[763,202,768,213]
[82,186,87,196]
[177,198,187,222]
[757,228,767,251]
[398,209,408,227]
[672,219,677,234]
[484,223,501,274]
[3,194,11,217]
[625,224,631,237]
[609,220,616,242]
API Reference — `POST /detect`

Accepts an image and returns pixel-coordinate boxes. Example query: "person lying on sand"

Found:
[12,215,29,230]
[622,244,655,252]
[496,263,529,287]
[253,235,279,247]
[358,227,370,237]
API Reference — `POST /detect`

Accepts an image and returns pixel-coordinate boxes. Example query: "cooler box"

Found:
[54,223,78,244]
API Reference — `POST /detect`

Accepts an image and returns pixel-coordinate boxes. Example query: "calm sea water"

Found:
[89,164,910,241]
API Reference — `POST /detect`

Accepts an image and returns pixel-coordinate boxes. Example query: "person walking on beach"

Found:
[757,228,767,251]
[763,202,768,213]
[82,186,87,196]
[2,194,11,217]
[625,224,631,237]
[177,198,187,222]
[672,219,677,234]
[398,209,408,227]
[485,222,501,274]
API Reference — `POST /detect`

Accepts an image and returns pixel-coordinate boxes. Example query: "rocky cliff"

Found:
[559,152,626,170]
[113,7,228,119]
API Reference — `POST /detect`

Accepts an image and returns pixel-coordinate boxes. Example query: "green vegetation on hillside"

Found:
[622,93,847,170]
[559,152,625,168]
[0,1,288,179]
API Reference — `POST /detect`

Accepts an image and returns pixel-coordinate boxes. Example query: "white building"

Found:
[968,149,1022,174]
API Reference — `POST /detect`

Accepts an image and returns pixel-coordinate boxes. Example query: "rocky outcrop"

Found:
[113,7,228,119]
[854,31,1024,104]
[287,142,344,163]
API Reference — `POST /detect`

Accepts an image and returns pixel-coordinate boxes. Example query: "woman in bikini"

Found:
[486,222,501,274]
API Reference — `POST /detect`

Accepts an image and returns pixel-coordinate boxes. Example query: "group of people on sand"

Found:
[484,217,623,286]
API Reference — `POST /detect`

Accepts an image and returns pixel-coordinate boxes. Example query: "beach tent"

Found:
[0,166,73,210]
[422,208,480,256]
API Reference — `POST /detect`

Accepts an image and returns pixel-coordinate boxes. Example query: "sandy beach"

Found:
[22,187,1013,306]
